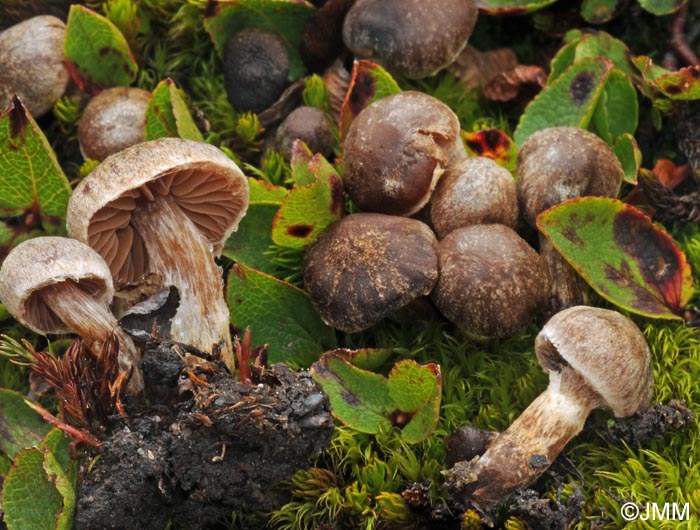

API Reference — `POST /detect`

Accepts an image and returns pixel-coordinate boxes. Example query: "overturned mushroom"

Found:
[0,237,143,392]
[343,91,466,216]
[517,127,623,314]
[67,138,249,371]
[303,213,438,332]
[343,0,478,78]
[447,306,653,514]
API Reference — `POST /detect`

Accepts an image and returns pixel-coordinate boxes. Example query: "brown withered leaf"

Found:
[448,46,518,89]
[483,65,547,102]
[652,158,691,189]
[301,0,355,71]
[323,60,351,120]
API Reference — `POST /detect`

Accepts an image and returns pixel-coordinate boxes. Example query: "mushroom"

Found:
[430,157,519,238]
[0,237,143,392]
[78,87,151,162]
[223,28,290,113]
[343,0,478,79]
[303,213,438,332]
[343,91,466,216]
[0,15,70,117]
[275,106,334,160]
[517,127,623,314]
[431,224,549,338]
[66,138,249,371]
[448,306,653,514]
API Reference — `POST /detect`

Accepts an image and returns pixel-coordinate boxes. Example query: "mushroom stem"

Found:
[130,193,234,370]
[539,234,589,316]
[459,370,596,512]
[41,282,144,393]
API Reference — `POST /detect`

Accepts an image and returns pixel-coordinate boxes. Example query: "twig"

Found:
[669,4,699,66]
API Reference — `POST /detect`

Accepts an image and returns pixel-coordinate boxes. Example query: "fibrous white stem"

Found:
[41,281,144,392]
[130,193,234,370]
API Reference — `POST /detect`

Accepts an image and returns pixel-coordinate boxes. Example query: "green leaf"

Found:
[203,0,314,81]
[463,129,517,172]
[0,390,52,460]
[633,56,700,100]
[339,60,402,140]
[248,177,288,204]
[613,134,642,185]
[0,97,72,223]
[223,203,280,274]
[581,0,620,23]
[144,78,204,142]
[475,0,558,15]
[311,351,394,434]
[226,264,337,366]
[2,448,64,530]
[515,58,613,146]
[324,347,394,371]
[598,69,638,142]
[64,5,138,91]
[537,197,693,319]
[272,149,344,250]
[311,354,442,443]
[40,430,76,530]
[637,0,686,15]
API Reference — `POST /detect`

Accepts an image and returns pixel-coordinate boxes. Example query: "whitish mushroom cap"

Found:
[0,237,114,335]
[535,306,653,417]
[66,138,249,285]
[0,16,69,117]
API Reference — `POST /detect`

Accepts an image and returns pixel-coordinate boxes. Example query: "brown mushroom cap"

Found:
[535,306,653,417]
[303,213,438,332]
[430,157,519,238]
[517,127,623,226]
[431,224,549,338]
[343,91,465,216]
[275,106,334,160]
[78,87,151,162]
[0,236,113,335]
[0,15,69,117]
[343,0,478,79]
[66,138,249,285]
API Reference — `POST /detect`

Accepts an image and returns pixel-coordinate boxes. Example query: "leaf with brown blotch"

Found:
[483,65,547,102]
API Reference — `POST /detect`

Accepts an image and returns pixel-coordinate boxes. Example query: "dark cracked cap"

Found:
[535,306,653,417]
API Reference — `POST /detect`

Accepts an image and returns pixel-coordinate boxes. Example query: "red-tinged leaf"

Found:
[652,159,691,189]
[537,197,694,319]
[475,0,558,15]
[633,56,700,100]
[338,60,401,140]
[463,129,517,172]
[322,348,393,371]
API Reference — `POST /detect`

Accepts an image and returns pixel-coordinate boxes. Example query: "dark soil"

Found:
[74,340,333,530]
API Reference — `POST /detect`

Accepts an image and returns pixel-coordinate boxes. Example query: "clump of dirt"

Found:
[602,400,695,446]
[74,340,333,530]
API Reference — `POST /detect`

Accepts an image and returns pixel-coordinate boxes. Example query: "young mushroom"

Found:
[430,156,519,238]
[343,91,466,216]
[517,127,623,314]
[223,28,290,113]
[275,106,334,160]
[303,213,438,332]
[0,15,70,117]
[431,224,549,338]
[343,0,478,78]
[78,87,151,162]
[66,138,249,372]
[0,237,143,392]
[448,306,653,514]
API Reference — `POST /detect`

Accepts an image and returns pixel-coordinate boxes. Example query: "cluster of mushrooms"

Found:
[0,1,656,517]
[302,90,654,511]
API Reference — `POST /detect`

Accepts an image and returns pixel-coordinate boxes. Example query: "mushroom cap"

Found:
[0,15,69,117]
[343,91,465,216]
[223,28,290,113]
[535,306,653,417]
[66,138,249,284]
[431,224,550,338]
[0,237,113,335]
[430,156,519,238]
[517,127,623,226]
[78,87,151,162]
[303,213,438,332]
[275,106,334,160]
[343,0,478,79]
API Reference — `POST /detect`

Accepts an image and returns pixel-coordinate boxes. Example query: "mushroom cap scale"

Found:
[0,237,113,335]
[67,138,249,285]
[535,306,653,417]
